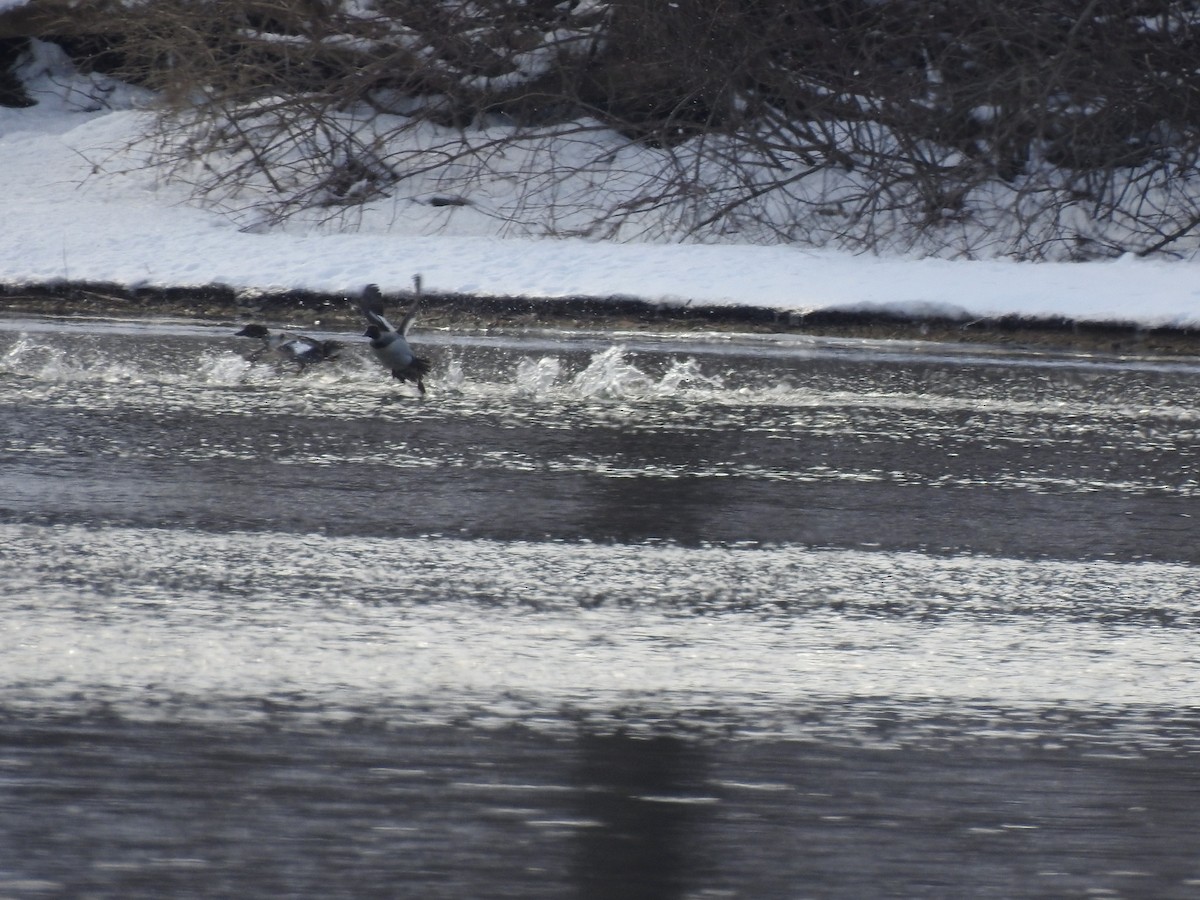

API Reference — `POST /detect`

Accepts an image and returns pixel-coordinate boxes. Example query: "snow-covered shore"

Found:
[2,39,1200,337]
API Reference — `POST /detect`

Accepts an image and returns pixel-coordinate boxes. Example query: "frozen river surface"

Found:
[2,316,1200,898]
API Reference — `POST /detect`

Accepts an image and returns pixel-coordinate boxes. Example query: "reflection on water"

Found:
[3,716,1200,898]
[2,317,1200,897]
[4,522,1200,732]
[571,734,707,900]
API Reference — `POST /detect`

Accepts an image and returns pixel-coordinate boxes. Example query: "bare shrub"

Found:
[53,0,1200,257]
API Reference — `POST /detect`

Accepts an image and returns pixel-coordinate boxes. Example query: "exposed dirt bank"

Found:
[3,280,1199,356]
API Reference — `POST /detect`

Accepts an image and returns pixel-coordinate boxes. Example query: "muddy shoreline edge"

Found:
[4,280,1199,356]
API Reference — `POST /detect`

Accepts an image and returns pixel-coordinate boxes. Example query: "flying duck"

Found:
[235,323,343,372]
[356,278,432,395]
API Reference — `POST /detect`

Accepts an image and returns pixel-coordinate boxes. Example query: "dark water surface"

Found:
[2,317,1199,898]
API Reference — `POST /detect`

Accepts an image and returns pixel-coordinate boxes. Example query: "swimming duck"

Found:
[356,279,432,395]
[235,323,343,372]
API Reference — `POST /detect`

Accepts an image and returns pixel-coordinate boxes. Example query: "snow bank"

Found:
[1,40,1199,329]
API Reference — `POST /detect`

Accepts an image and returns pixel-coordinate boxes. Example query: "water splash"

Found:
[1,335,71,380]
[0,327,773,406]
[193,351,256,385]
[433,349,725,404]
[441,357,467,391]
[515,356,561,396]
[658,356,725,393]
[569,346,655,398]
[1,331,362,391]
[4,326,1194,431]
[0,335,145,384]
[565,347,725,399]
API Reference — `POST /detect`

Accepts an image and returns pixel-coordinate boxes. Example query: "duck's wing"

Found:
[397,274,422,337]
[279,335,325,362]
[356,283,397,333]
[397,305,419,337]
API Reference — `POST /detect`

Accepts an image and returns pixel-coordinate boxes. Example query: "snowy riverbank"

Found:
[2,39,1200,345]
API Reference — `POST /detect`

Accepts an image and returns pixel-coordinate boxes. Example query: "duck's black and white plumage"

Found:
[356,279,432,395]
[235,323,343,372]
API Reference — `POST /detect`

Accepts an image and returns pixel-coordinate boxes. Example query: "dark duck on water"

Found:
[235,324,343,372]
[356,277,432,396]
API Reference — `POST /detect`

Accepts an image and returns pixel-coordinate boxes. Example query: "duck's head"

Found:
[236,324,270,339]
[363,324,383,339]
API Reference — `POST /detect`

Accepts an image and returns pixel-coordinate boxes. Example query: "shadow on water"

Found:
[570,733,707,900]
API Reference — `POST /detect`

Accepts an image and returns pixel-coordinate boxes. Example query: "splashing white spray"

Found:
[515,356,562,396]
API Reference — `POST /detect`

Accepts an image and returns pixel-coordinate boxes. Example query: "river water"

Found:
[2,316,1199,898]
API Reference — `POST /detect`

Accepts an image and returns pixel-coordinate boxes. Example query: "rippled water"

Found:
[2,316,1200,898]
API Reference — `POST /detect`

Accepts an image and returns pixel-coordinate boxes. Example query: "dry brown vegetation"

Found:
[9,0,1200,258]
